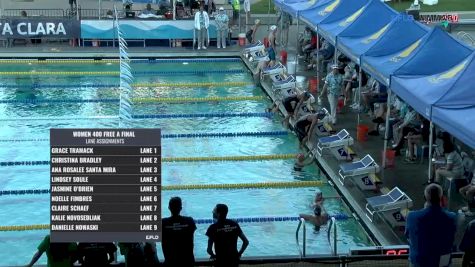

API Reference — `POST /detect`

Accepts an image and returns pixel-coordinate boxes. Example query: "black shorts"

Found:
[283,96,298,113]
[295,119,311,141]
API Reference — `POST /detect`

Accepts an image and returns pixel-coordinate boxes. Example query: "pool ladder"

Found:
[295,217,338,258]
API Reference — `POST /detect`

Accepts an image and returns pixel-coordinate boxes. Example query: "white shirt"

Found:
[194,11,209,30]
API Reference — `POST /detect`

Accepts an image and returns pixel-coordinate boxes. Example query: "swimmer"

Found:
[294,113,319,148]
[299,190,329,231]
[293,153,313,172]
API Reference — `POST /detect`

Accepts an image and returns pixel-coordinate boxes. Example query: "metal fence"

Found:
[3,9,65,17]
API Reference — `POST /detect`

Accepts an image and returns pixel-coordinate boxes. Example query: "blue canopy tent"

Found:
[299,0,341,30]
[432,106,475,149]
[392,52,475,153]
[360,19,428,86]
[274,0,308,9]
[390,28,473,118]
[280,0,327,17]
[336,1,398,64]
[316,0,369,45]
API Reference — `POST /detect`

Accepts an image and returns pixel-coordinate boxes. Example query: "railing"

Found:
[457,31,475,46]
[3,9,65,17]
[295,218,307,258]
[327,217,337,256]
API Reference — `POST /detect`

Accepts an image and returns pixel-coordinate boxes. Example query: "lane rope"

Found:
[0,96,264,104]
[0,214,350,231]
[0,70,245,76]
[0,81,254,88]
[0,113,273,122]
[0,131,287,143]
[0,181,331,196]
[0,154,296,166]
[0,58,241,64]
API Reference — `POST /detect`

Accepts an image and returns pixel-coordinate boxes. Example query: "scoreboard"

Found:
[49,129,161,242]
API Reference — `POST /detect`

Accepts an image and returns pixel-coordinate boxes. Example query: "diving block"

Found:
[316,129,354,161]
[272,75,296,90]
[249,50,270,62]
[365,187,413,222]
[262,62,286,76]
[381,208,410,229]
[353,173,381,191]
[242,41,265,54]
[338,155,379,185]
[273,87,297,101]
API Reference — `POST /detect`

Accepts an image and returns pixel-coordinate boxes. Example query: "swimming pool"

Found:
[0,58,373,266]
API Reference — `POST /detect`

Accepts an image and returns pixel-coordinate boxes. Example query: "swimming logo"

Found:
[390,39,422,62]
[339,6,366,27]
[362,24,389,44]
[319,0,340,16]
[428,59,468,84]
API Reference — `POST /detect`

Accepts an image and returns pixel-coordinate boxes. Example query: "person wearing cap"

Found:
[245,19,260,44]
[215,7,229,49]
[294,152,314,172]
[299,190,329,231]
[194,3,209,50]
[295,113,320,148]
[320,64,343,125]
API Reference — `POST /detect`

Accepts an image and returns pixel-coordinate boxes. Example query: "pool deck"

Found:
[240,50,471,248]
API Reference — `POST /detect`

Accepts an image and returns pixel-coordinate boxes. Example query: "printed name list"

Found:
[50,129,161,242]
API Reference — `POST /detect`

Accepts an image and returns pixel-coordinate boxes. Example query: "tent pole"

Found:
[356,67,362,127]
[316,30,320,97]
[99,0,102,19]
[279,8,283,48]
[382,89,392,168]
[267,0,270,31]
[295,13,299,62]
[427,120,434,183]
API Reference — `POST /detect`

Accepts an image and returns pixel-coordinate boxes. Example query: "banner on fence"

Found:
[0,19,80,38]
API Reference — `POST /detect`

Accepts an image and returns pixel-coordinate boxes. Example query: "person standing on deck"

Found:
[215,7,229,49]
[319,64,343,125]
[194,3,210,50]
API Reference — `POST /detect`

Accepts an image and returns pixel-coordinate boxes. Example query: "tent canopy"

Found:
[393,27,473,76]
[391,52,475,118]
[336,1,398,63]
[317,0,369,44]
[360,19,428,85]
[299,0,340,30]
[281,0,332,17]
[432,106,475,149]
[274,0,308,9]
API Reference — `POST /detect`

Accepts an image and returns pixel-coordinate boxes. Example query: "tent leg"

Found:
[427,121,434,182]
[382,90,392,168]
[356,68,362,127]
[295,14,299,62]
[316,31,320,95]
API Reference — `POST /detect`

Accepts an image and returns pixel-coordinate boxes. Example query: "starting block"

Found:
[315,129,354,161]
[353,173,381,191]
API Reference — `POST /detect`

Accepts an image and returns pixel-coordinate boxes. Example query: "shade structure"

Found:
[274,0,308,9]
[316,0,369,45]
[390,29,473,118]
[299,0,342,30]
[360,18,428,86]
[336,2,398,64]
[391,52,475,118]
[432,106,475,149]
[280,0,331,17]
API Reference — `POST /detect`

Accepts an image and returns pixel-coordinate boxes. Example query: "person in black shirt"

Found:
[77,242,116,267]
[206,204,249,267]
[161,196,197,267]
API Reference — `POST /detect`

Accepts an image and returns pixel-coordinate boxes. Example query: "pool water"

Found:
[0,59,373,266]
